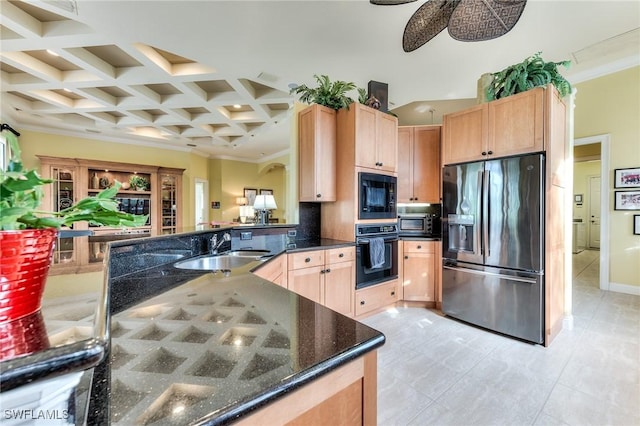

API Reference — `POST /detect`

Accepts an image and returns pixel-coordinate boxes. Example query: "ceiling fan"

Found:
[370,0,527,52]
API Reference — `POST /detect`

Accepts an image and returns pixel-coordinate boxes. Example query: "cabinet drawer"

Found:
[403,240,435,253]
[288,250,324,270]
[326,246,355,265]
[355,279,398,317]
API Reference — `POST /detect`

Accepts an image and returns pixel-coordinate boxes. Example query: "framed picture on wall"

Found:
[634,215,640,235]
[243,188,257,206]
[614,190,640,210]
[614,167,640,188]
[259,188,273,196]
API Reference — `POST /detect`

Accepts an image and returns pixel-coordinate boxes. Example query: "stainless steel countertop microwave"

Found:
[397,204,441,238]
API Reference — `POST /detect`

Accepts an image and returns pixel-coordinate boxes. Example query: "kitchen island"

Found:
[0,225,384,425]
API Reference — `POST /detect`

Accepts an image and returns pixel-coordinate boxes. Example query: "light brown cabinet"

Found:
[355,279,399,317]
[287,246,355,317]
[38,156,184,273]
[397,125,441,203]
[339,103,398,173]
[298,104,337,202]
[442,87,544,165]
[401,240,436,302]
[252,253,288,288]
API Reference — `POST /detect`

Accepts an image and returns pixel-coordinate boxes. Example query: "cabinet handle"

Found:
[417,245,422,249]
[391,291,395,296]
[379,162,383,166]
[320,269,326,274]
[360,300,365,305]
[404,255,409,259]
[339,253,344,258]
[305,257,311,263]
[316,194,321,198]
[325,268,331,273]
[481,151,487,156]
[487,150,493,155]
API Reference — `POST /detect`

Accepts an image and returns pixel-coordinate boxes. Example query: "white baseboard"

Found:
[608,282,640,296]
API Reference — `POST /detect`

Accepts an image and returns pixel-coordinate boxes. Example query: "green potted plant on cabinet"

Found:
[0,129,148,323]
[485,52,572,101]
[290,74,356,110]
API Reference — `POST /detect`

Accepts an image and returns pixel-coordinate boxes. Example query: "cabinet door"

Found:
[402,241,436,302]
[159,173,180,234]
[355,279,398,317]
[397,127,414,203]
[376,111,398,173]
[299,104,337,202]
[324,260,355,317]
[442,104,487,165]
[288,266,324,304]
[354,104,378,170]
[488,88,544,157]
[412,126,441,203]
[402,252,435,302]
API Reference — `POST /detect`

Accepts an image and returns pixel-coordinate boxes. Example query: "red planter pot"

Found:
[0,228,57,323]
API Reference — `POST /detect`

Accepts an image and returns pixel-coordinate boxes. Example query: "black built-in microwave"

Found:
[358,172,397,220]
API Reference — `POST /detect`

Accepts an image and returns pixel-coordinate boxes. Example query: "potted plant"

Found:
[290,74,356,110]
[129,174,148,191]
[0,129,148,323]
[485,52,572,101]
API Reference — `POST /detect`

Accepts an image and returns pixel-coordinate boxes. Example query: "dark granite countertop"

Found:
[100,259,383,425]
[0,225,381,425]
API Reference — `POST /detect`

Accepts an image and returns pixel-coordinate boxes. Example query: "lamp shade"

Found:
[253,194,277,210]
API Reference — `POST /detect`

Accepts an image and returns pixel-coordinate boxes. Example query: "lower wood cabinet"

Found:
[235,351,377,426]
[287,246,355,317]
[355,279,399,317]
[402,240,436,302]
[252,254,288,288]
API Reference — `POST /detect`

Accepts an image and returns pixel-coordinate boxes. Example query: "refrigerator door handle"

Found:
[443,265,538,284]
[477,170,485,256]
[484,170,491,257]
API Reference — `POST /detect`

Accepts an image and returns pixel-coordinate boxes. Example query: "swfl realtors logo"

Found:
[3,409,70,421]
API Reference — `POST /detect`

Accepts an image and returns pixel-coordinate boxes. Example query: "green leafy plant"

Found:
[486,52,572,101]
[1,130,148,230]
[129,174,148,190]
[357,87,368,104]
[290,74,356,110]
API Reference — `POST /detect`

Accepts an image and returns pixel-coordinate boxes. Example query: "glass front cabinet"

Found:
[37,156,184,274]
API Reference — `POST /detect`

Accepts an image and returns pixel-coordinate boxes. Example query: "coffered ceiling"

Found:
[1,1,639,161]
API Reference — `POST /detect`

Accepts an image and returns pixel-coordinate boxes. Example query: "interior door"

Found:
[589,175,601,248]
[195,179,208,226]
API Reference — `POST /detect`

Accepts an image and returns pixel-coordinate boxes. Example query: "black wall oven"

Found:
[359,172,397,220]
[355,223,398,289]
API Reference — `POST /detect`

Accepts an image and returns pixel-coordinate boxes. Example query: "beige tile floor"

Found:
[362,250,640,425]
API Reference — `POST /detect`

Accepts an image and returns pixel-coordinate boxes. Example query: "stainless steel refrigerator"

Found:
[442,153,545,343]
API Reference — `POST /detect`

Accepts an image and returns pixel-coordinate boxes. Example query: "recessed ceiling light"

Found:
[233,104,241,109]
[46,49,59,56]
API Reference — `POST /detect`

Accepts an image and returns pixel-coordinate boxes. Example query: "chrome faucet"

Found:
[210,232,231,254]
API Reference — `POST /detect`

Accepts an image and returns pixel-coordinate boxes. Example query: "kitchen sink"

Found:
[174,251,268,271]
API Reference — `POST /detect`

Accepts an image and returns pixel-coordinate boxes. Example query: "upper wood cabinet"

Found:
[397,125,441,203]
[442,87,545,165]
[339,103,398,173]
[298,104,337,202]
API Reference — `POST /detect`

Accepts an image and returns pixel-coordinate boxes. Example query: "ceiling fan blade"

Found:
[403,0,461,52]
[448,0,527,42]
[370,0,418,4]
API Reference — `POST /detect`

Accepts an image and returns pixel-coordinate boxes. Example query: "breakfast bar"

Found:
[0,226,384,425]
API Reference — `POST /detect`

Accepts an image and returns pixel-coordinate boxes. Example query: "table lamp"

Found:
[253,194,277,225]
